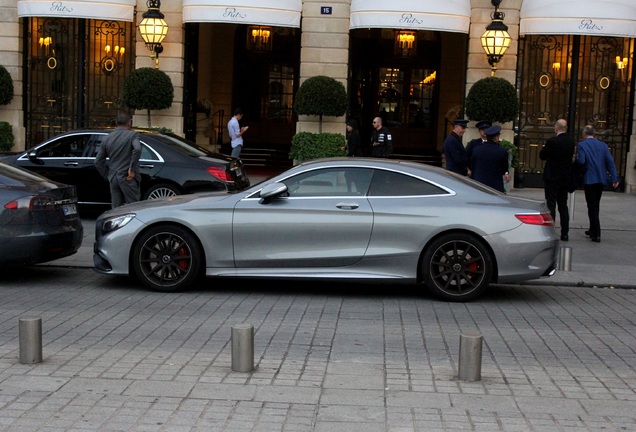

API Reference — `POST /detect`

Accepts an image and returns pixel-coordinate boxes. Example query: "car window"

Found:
[139,143,160,161]
[36,135,90,158]
[283,167,373,197]
[84,134,106,157]
[368,169,448,196]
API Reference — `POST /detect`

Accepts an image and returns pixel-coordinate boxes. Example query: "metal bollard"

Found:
[19,317,43,364]
[231,324,254,372]
[559,246,572,271]
[458,332,482,381]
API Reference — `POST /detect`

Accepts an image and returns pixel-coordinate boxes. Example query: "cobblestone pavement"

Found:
[1,267,635,431]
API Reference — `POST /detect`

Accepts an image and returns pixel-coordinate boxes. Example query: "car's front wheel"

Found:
[143,183,180,200]
[422,233,493,302]
[131,225,203,292]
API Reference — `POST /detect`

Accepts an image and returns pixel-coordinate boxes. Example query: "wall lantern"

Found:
[395,31,416,57]
[616,56,628,69]
[480,0,511,76]
[101,44,125,75]
[37,36,58,70]
[246,26,273,52]
[138,0,168,68]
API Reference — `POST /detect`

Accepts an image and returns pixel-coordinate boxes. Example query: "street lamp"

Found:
[138,0,168,68]
[480,0,511,76]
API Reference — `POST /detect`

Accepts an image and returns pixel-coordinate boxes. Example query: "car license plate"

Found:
[62,204,77,216]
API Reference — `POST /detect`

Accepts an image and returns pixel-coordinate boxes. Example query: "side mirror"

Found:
[259,182,288,204]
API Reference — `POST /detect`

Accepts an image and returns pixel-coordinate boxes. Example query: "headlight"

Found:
[101,213,135,233]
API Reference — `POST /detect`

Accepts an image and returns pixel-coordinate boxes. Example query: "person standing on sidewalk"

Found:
[539,119,576,241]
[443,119,469,176]
[370,117,392,157]
[228,107,248,159]
[95,112,141,208]
[465,120,491,177]
[577,125,619,243]
[470,125,510,193]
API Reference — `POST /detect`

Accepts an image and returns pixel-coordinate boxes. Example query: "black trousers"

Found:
[544,181,570,236]
[583,183,605,238]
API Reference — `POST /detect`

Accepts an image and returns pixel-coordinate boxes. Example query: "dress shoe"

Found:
[584,230,591,237]
[591,237,601,243]
[560,235,569,241]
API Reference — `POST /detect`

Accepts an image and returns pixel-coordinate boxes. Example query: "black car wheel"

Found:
[132,225,203,292]
[422,233,492,302]
[144,183,180,200]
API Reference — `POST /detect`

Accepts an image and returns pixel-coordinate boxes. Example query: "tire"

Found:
[143,183,180,200]
[422,233,493,302]
[131,225,203,292]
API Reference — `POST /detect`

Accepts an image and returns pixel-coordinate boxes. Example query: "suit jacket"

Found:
[466,137,485,176]
[577,137,619,185]
[539,132,575,186]
[95,127,142,182]
[471,141,509,192]
[443,132,467,175]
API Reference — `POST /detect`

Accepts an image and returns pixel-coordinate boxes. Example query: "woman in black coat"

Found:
[345,119,362,157]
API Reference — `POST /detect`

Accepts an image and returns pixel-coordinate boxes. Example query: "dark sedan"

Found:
[1,129,250,206]
[0,161,83,266]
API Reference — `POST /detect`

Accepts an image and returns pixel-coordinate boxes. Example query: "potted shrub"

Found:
[0,122,14,152]
[123,67,174,127]
[466,77,520,185]
[0,65,14,106]
[290,76,348,162]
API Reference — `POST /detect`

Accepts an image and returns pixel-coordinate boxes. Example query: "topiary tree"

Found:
[465,77,518,124]
[0,65,14,106]
[293,75,348,133]
[123,67,174,127]
[289,132,345,161]
[0,121,15,152]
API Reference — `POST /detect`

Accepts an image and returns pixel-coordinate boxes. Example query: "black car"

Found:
[1,129,250,206]
[0,160,83,266]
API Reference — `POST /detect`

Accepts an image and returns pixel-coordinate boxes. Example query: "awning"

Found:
[520,0,636,38]
[182,0,302,27]
[350,0,471,33]
[17,0,135,22]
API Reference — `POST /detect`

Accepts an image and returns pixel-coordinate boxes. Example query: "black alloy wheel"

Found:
[422,233,493,302]
[132,225,203,292]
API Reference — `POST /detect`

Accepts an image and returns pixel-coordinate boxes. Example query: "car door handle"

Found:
[63,161,79,166]
[139,164,155,169]
[336,202,359,209]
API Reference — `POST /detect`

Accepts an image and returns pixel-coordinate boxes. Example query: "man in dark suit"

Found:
[471,125,510,193]
[539,119,575,241]
[443,119,469,176]
[466,120,491,177]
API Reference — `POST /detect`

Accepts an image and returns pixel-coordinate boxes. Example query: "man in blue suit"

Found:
[577,125,620,242]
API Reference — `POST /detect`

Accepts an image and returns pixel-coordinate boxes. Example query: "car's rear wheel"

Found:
[131,225,203,292]
[422,233,492,302]
[143,183,180,200]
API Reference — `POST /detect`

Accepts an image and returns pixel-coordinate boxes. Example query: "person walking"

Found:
[370,117,392,157]
[539,119,576,241]
[443,118,469,176]
[95,112,142,208]
[344,119,362,156]
[470,125,510,192]
[228,107,248,159]
[577,124,620,243]
[465,120,491,177]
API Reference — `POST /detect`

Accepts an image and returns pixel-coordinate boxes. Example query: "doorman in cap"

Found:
[443,118,469,176]
[466,120,492,177]
[470,124,510,193]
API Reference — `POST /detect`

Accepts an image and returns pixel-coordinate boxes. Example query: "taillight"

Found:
[515,213,554,226]
[4,196,52,210]
[206,166,233,182]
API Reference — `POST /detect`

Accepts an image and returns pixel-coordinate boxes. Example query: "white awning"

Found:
[17,0,135,22]
[520,0,636,38]
[182,0,302,27]
[350,0,471,33]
